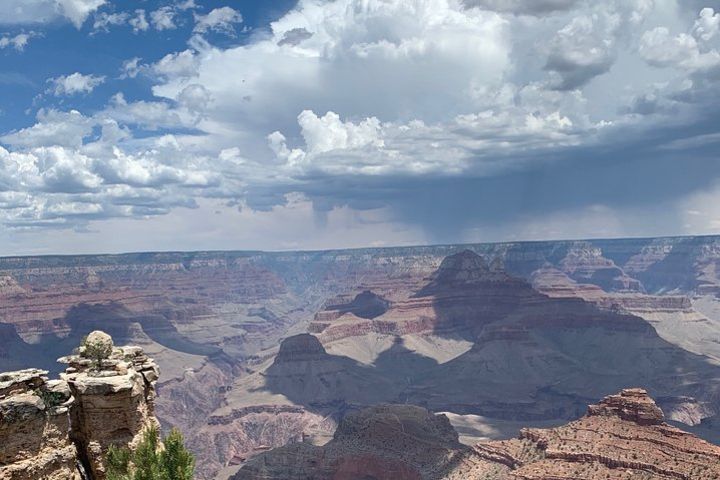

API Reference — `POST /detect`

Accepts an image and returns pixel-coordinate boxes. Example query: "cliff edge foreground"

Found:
[0,331,160,480]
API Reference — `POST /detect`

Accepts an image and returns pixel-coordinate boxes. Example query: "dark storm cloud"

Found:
[463,0,580,15]
[278,28,313,46]
[251,99,720,242]
[544,53,614,90]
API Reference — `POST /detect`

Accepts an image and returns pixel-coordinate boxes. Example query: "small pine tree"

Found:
[133,426,161,480]
[106,445,132,480]
[104,426,195,480]
[159,429,195,480]
[81,335,113,371]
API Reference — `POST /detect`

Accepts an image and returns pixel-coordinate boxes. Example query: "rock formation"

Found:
[0,369,80,480]
[233,389,720,480]
[0,331,160,480]
[231,404,472,480]
[501,388,720,479]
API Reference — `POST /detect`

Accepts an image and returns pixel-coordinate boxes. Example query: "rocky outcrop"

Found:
[586,387,664,425]
[0,369,80,480]
[262,334,397,407]
[59,335,161,479]
[273,334,328,363]
[311,250,659,345]
[0,275,25,296]
[318,290,390,321]
[231,404,472,480]
[234,389,720,480]
[558,242,645,292]
[0,332,161,480]
[509,388,720,479]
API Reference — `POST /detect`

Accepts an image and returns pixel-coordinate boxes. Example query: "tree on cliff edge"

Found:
[159,429,195,480]
[80,330,114,371]
[106,426,195,480]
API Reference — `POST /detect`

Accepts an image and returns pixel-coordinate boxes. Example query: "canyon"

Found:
[4,236,720,478]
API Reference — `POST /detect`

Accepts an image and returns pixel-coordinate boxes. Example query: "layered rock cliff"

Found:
[233,389,720,480]
[0,331,160,480]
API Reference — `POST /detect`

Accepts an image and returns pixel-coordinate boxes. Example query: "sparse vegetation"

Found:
[37,389,65,409]
[81,332,113,371]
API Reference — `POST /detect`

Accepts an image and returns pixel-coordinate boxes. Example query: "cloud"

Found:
[99,93,196,130]
[640,27,720,73]
[92,11,129,33]
[150,7,177,31]
[541,1,657,90]
[1,110,94,149]
[120,57,142,78]
[57,0,106,28]
[268,103,580,177]
[544,14,617,90]
[129,9,149,32]
[48,72,105,96]
[4,0,720,251]
[0,196,425,255]
[693,8,720,43]
[92,3,194,34]
[155,0,510,137]
[152,50,199,78]
[277,27,313,46]
[0,0,105,28]
[297,110,384,155]
[463,0,580,15]
[0,105,219,231]
[0,32,36,51]
[177,0,197,11]
[193,7,243,34]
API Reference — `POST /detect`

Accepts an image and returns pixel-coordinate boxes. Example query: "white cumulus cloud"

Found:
[193,7,243,34]
[0,0,105,28]
[0,33,36,51]
[48,72,105,96]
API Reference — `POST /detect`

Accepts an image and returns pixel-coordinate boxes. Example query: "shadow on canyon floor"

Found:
[0,301,221,375]
[259,253,720,429]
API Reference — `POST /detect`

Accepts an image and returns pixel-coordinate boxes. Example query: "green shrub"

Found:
[37,389,66,409]
[104,426,195,480]
[159,429,195,480]
[106,445,132,480]
[81,334,113,371]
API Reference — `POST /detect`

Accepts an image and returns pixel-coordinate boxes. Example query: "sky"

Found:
[0,0,720,255]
